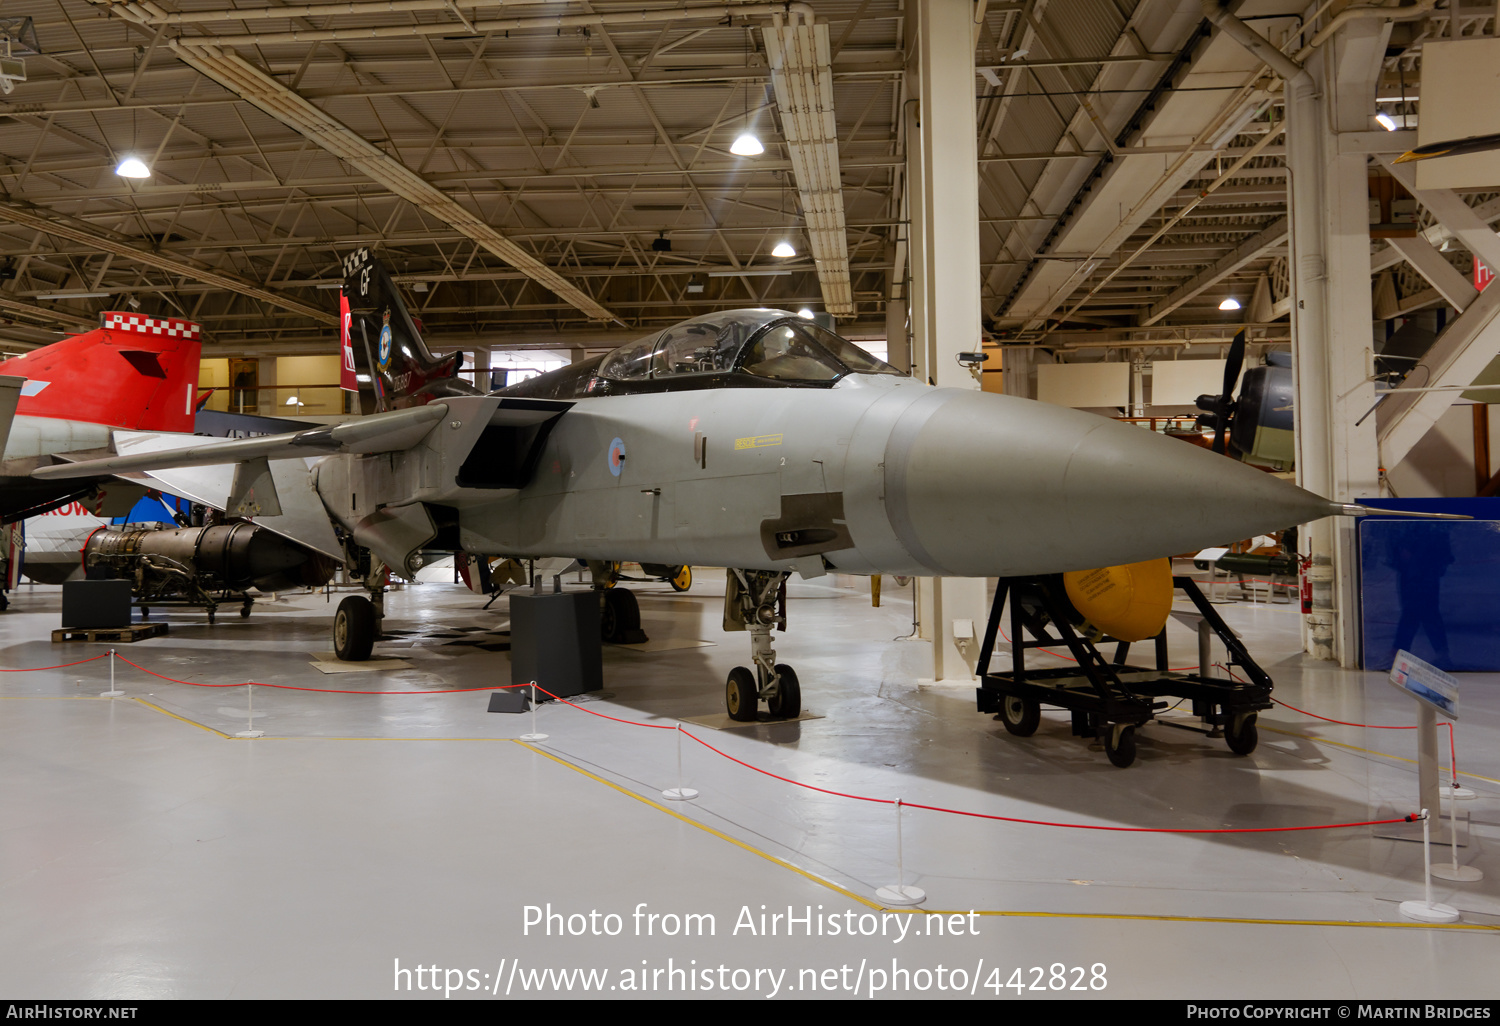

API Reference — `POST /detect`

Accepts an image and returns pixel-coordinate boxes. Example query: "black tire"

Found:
[334,595,377,661]
[726,666,759,721]
[600,587,641,643]
[999,695,1041,737]
[240,602,253,619]
[767,663,801,719]
[1102,724,1137,768]
[140,607,149,621]
[1226,712,1259,756]
[669,565,692,592]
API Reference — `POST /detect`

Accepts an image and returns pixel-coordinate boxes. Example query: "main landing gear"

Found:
[588,560,648,643]
[332,554,388,661]
[723,569,800,722]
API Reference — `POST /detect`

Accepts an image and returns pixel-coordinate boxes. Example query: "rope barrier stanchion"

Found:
[519,681,547,742]
[875,798,925,907]
[660,723,698,802]
[100,648,124,698]
[233,684,265,739]
[1400,810,1460,923]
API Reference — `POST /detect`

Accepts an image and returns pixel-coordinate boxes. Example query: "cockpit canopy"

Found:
[598,309,900,384]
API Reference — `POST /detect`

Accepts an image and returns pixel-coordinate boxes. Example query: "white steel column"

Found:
[911,0,986,682]
[1298,24,1384,665]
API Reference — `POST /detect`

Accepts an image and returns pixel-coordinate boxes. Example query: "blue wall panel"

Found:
[1358,498,1500,671]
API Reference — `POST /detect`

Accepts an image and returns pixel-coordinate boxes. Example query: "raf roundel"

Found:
[378,323,393,370]
[608,437,626,477]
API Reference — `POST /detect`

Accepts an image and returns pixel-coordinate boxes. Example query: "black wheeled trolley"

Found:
[973,575,1272,767]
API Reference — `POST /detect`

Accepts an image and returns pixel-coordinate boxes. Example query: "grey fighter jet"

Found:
[37,249,1349,722]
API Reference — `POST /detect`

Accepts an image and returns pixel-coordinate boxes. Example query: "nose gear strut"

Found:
[723,569,800,721]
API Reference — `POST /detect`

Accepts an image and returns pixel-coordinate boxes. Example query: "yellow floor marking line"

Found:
[513,739,885,911]
[129,697,232,738]
[1261,724,1500,786]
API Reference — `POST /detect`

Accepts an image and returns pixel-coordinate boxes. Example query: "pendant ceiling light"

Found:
[772,241,796,258]
[731,132,764,156]
[115,156,150,178]
[1218,297,1242,311]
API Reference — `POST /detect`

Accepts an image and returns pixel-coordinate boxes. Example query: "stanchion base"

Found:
[875,885,926,906]
[1431,865,1483,882]
[661,787,698,801]
[520,733,549,741]
[99,690,125,698]
[1446,787,1477,800]
[1399,899,1459,923]
[233,730,265,739]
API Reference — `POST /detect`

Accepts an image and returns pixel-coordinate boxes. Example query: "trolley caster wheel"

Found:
[767,663,800,719]
[669,565,692,592]
[1225,712,1259,756]
[206,608,216,625]
[334,595,377,661]
[0,592,8,611]
[1102,724,1137,768]
[726,666,759,722]
[998,695,1041,737]
[139,607,149,621]
[600,587,642,643]
[240,602,253,619]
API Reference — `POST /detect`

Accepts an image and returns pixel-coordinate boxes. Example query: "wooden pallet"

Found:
[52,622,169,644]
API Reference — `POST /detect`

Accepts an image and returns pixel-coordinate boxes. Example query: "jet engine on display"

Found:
[81,521,337,623]
[35,250,1376,721]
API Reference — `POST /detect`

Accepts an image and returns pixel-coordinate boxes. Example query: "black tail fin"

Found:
[341,248,478,412]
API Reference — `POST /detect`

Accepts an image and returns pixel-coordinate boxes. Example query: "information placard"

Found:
[1389,648,1460,719]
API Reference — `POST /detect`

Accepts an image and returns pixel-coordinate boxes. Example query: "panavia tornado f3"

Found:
[36,249,1369,721]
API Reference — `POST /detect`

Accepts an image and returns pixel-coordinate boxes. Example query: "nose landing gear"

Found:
[723,569,800,721]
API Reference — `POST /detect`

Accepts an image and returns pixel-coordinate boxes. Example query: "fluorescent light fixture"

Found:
[37,291,111,299]
[1219,297,1242,311]
[730,132,764,156]
[114,157,150,178]
[798,308,815,319]
[772,241,796,258]
[315,283,343,290]
[356,374,371,383]
[1375,112,1399,132]
[412,282,430,293]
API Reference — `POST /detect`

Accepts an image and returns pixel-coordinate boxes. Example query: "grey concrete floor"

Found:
[0,570,1496,1000]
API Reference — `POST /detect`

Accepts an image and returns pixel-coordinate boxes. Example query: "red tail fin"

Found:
[0,312,202,433]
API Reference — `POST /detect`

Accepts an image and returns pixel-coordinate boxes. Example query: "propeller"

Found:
[1195,329,1246,455]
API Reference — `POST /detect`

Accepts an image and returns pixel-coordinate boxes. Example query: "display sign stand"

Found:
[1387,651,1480,903]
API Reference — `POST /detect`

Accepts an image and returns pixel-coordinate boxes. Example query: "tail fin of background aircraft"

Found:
[341,248,479,412]
[0,313,201,433]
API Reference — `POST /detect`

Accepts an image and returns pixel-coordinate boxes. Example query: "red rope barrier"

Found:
[0,653,113,672]
[13,652,1434,835]
[1269,696,1459,785]
[531,684,675,730]
[113,654,530,696]
[674,726,1415,834]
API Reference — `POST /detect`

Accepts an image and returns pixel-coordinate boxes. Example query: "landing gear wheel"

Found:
[334,595,377,661]
[999,695,1041,737]
[600,587,641,643]
[1102,724,1137,768]
[669,565,692,592]
[1225,712,1259,755]
[726,666,759,722]
[767,663,801,719]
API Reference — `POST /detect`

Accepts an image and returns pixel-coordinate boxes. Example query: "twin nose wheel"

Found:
[725,664,800,722]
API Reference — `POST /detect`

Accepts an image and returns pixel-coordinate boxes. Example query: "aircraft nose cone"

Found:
[883,390,1332,577]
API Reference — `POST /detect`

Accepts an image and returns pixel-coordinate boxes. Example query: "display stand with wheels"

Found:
[974,575,1273,768]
